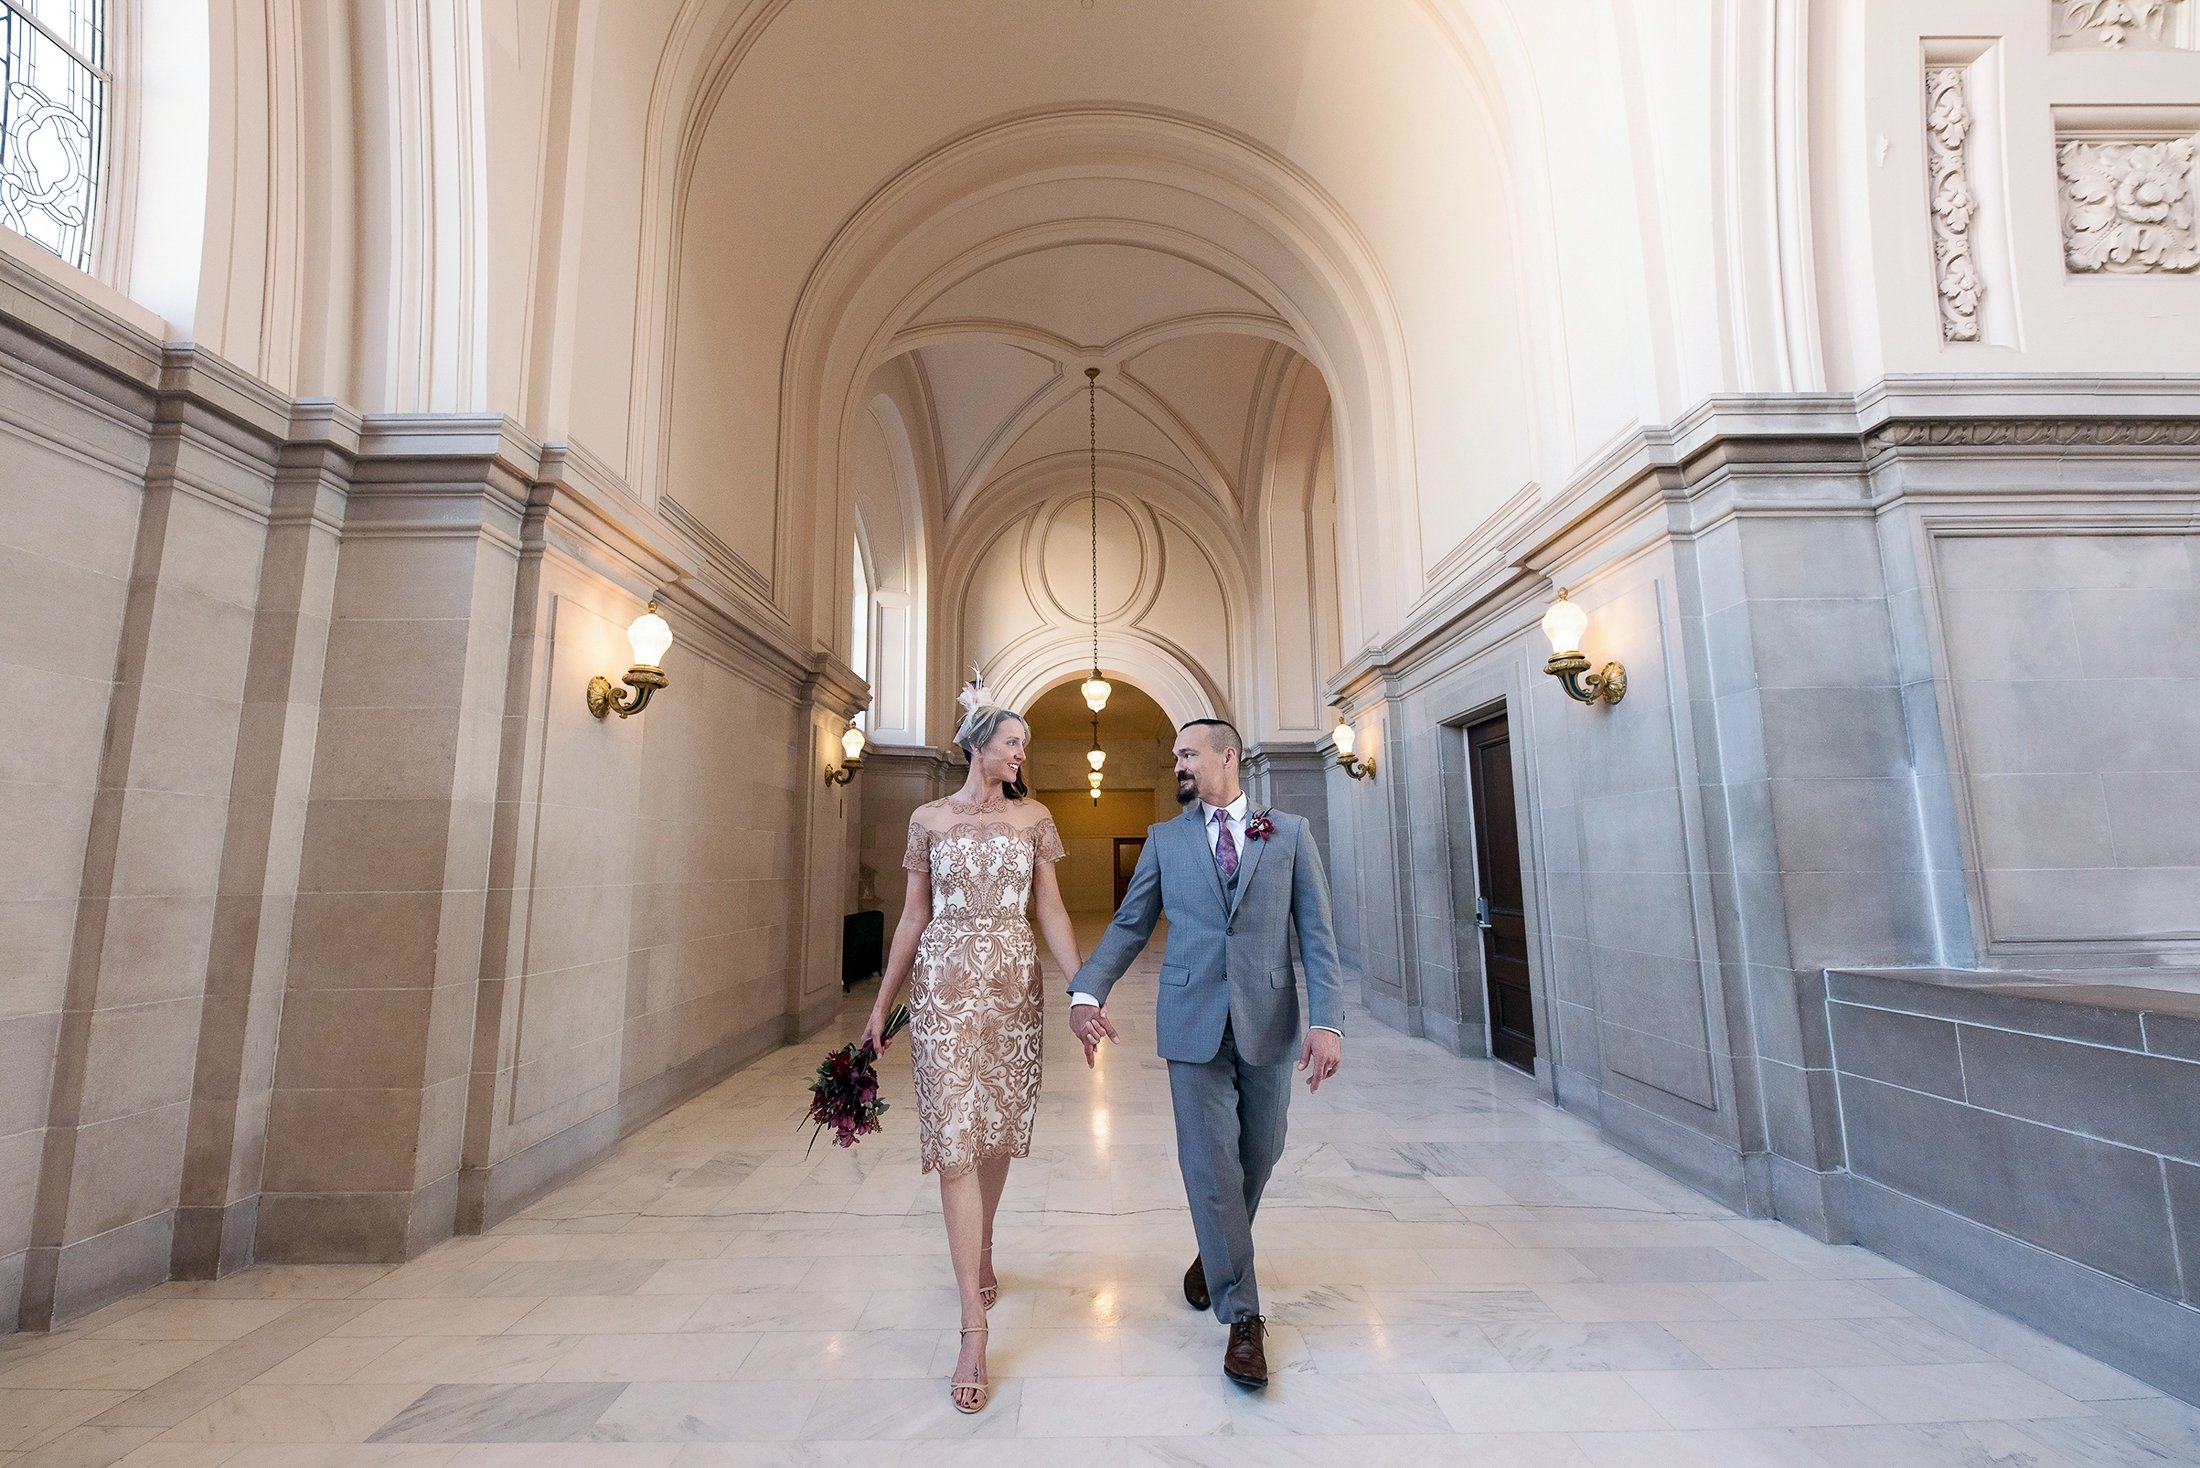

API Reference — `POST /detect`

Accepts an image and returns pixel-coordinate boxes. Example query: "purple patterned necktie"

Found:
[1212,809,1239,883]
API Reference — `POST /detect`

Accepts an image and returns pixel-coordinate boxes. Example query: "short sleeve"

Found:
[902,821,931,873]
[1033,816,1065,865]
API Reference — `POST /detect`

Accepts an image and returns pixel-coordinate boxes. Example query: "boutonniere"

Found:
[1244,810,1277,842]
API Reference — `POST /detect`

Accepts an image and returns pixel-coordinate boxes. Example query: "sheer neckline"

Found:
[942,792,1013,815]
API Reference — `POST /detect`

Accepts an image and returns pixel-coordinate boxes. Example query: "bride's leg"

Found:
[977,1154,1012,1296]
[940,1168,990,1407]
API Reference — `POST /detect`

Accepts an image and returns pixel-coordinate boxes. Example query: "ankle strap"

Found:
[960,1325,989,1335]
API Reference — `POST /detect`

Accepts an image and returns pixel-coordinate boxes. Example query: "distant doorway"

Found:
[1467,711,1535,1072]
[1113,837,1147,909]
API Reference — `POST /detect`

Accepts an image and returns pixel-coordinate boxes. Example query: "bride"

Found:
[858,674,1083,1414]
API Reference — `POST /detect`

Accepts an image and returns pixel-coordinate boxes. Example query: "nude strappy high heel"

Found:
[979,1245,997,1311]
[951,1325,990,1413]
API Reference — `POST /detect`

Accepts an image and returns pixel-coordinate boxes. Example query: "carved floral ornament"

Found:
[1926,67,1983,342]
[2058,0,2185,49]
[2058,135,2200,273]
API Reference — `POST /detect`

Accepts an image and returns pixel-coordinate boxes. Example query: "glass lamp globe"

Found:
[1541,591,1589,657]
[627,603,674,667]
[1087,748,1106,772]
[1081,675,1113,713]
[1088,770,1104,788]
[1331,720,1356,758]
[841,726,866,761]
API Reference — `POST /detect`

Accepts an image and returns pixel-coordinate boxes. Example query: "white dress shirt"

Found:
[1072,795,1341,1037]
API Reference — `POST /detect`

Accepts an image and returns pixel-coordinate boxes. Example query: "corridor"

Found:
[2,938,2194,1467]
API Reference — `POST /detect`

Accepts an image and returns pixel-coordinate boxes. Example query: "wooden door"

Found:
[1467,713,1535,1071]
[1113,837,1147,909]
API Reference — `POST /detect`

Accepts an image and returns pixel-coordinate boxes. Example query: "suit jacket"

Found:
[1072,803,1345,1066]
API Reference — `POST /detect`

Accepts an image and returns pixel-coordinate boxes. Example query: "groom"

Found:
[1068,718,1345,1387]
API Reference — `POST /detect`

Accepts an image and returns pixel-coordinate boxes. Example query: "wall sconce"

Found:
[587,601,672,719]
[1331,718,1376,780]
[1541,588,1626,706]
[826,725,866,786]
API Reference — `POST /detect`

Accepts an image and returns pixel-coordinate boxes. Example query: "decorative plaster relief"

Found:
[2055,0,2190,50]
[1926,67,1984,342]
[1866,418,2200,452]
[2058,135,2200,273]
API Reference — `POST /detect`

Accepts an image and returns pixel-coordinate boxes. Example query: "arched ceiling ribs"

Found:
[939,451,1252,576]
[886,326,1281,517]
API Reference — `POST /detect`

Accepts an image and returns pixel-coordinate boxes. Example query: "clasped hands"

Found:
[1067,1002,1343,1091]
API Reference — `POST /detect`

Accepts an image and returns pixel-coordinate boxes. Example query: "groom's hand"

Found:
[1299,1029,1342,1092]
[1069,1004,1119,1068]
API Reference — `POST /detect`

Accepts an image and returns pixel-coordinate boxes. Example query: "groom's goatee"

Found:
[1176,783,1197,806]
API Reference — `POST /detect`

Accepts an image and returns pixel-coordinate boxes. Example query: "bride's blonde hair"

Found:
[954,671,1027,801]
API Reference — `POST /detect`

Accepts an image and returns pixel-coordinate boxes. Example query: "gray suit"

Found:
[1072,802,1345,1323]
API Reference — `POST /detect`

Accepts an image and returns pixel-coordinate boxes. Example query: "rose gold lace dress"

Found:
[901,794,1066,1177]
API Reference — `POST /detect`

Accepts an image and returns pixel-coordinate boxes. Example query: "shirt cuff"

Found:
[1070,992,1100,1008]
[1310,1025,1342,1037]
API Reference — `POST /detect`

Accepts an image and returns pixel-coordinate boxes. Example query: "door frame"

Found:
[1111,836,1147,910]
[1436,685,1558,1099]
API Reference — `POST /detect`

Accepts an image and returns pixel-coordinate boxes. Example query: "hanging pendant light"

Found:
[1081,367,1113,715]
[1088,711,1106,802]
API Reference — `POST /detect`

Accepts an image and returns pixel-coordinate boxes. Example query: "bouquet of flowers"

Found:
[802,1003,908,1153]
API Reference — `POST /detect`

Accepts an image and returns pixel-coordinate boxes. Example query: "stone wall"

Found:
[1329,383,2200,1246]
[0,255,861,1328]
[1829,967,2200,1402]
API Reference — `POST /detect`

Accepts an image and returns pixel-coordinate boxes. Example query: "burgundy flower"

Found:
[800,1004,909,1154]
[1244,810,1277,842]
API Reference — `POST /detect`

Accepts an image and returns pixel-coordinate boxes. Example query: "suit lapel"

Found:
[1184,805,1229,915]
[1225,809,1269,918]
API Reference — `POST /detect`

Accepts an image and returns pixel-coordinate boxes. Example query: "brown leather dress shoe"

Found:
[1223,1315,1268,1387]
[1183,1255,1210,1311]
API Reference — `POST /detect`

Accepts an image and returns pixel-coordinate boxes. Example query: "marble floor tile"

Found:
[92,1305,298,1344]
[1527,1283,1730,1324]
[1018,1375,1232,1437]
[797,1375,1027,1439]
[329,1301,541,1340]
[366,1384,625,1444]
[1,970,2169,1455]
[0,1340,227,1392]
[1820,1362,2094,1424]
[1296,1323,1511,1375]
[1570,1427,1835,1468]
[584,1381,823,1442]
[1423,1371,1669,1434]
[346,1335,577,1386]
[1482,1323,1708,1373]
[158,1385,426,1444]
[1222,1370,1453,1435]
[1616,1368,1881,1429]
[0,1391,134,1453]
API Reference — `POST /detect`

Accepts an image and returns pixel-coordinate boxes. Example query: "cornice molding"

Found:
[1337,377,2200,697]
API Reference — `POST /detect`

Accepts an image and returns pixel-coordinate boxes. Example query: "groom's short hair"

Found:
[1180,718,1242,756]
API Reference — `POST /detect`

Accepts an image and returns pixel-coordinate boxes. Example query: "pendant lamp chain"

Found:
[1080,368,1112,716]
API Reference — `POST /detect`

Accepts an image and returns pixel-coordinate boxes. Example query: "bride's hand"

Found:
[858,1010,890,1054]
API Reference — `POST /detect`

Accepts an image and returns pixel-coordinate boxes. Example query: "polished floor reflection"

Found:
[3,934,2197,1467]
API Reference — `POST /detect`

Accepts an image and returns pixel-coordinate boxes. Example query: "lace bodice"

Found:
[902,796,1065,923]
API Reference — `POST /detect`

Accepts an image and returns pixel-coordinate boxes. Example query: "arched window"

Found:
[1,0,107,274]
[850,534,873,722]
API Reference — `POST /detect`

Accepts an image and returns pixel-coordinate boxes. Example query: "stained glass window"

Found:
[0,0,106,275]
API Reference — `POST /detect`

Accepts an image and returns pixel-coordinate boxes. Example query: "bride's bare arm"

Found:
[1030,859,1084,995]
[860,869,931,1052]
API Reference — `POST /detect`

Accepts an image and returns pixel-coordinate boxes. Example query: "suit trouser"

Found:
[1167,1021,1293,1324]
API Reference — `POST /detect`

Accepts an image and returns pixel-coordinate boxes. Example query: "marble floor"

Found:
[5,935,2198,1468]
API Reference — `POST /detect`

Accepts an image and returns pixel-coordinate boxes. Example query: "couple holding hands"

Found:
[859,678,1345,1413]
